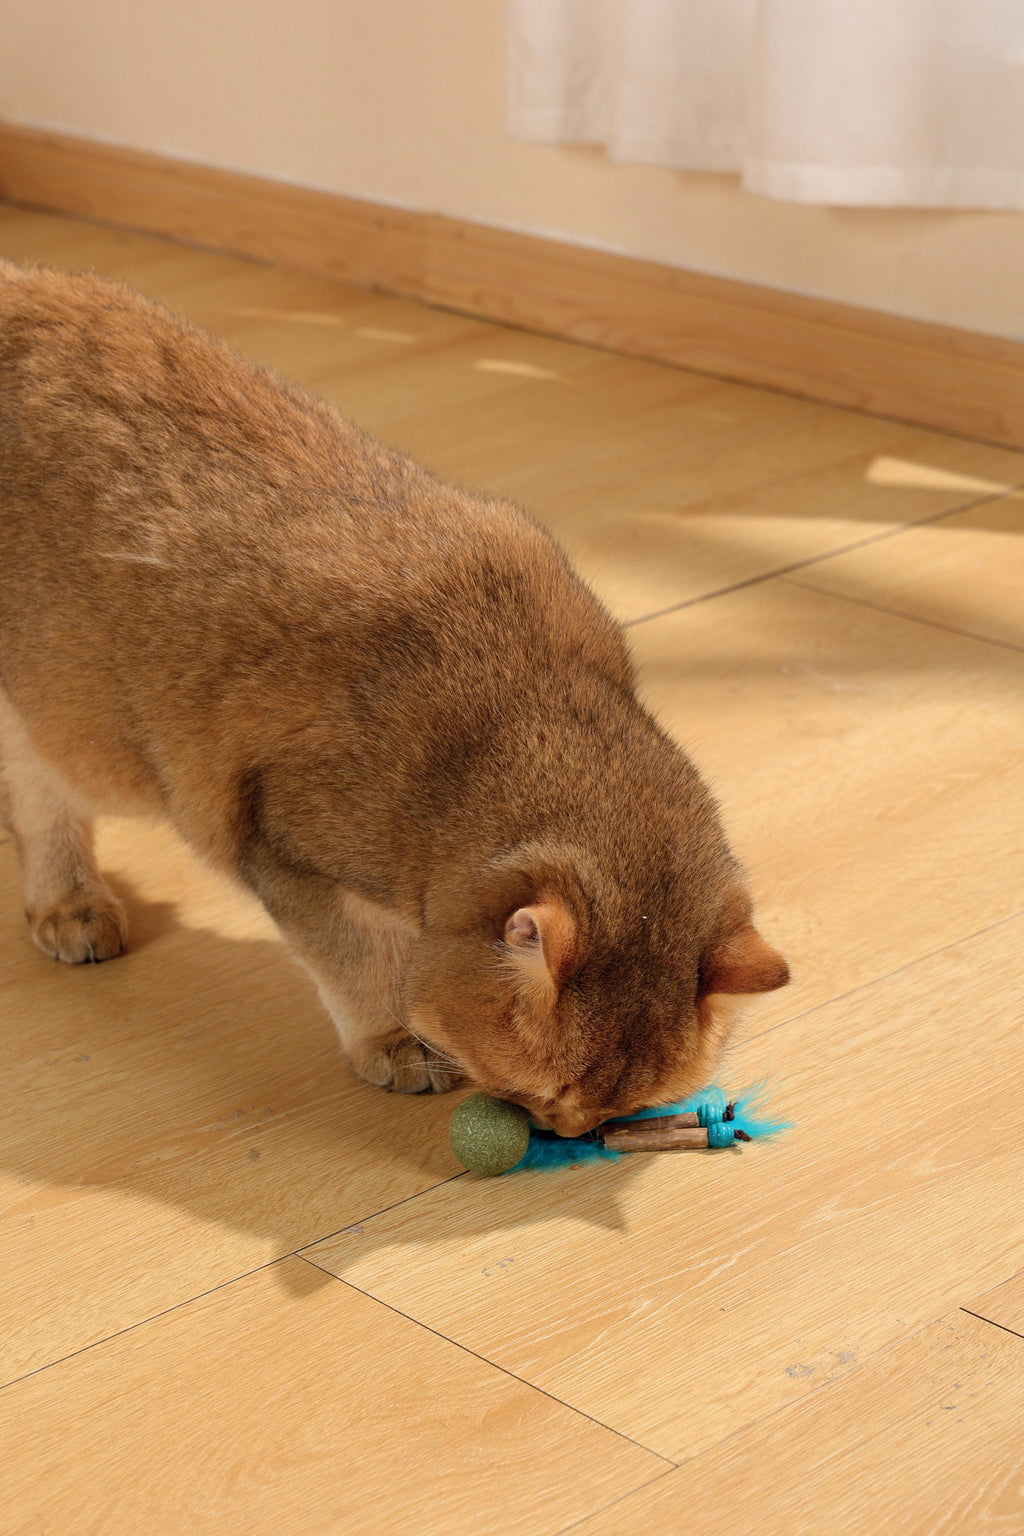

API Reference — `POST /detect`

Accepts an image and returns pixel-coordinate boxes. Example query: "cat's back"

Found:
[0,261,632,704]
[0,258,390,549]
[0,264,500,586]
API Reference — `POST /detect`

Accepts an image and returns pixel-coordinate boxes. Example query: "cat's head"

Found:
[404,839,788,1135]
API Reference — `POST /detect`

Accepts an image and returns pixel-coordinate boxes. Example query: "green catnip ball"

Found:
[449,1093,531,1176]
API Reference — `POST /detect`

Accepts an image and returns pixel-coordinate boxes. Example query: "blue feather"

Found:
[504,1078,790,1173]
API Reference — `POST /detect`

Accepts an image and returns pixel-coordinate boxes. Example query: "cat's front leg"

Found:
[0,690,128,963]
[296,939,465,1095]
[251,860,463,1094]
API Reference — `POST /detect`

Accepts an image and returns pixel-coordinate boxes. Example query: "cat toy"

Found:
[448,1082,789,1176]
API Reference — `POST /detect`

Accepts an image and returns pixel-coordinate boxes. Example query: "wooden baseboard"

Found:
[0,124,426,295]
[2,121,1023,451]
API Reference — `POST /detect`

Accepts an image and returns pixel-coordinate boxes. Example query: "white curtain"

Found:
[506,0,1024,208]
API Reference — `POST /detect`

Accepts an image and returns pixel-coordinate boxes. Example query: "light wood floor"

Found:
[1,207,1022,1535]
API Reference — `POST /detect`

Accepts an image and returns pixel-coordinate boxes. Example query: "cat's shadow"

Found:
[4,868,649,1304]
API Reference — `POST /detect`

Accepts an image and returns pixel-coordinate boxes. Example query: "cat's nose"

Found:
[542,1101,601,1138]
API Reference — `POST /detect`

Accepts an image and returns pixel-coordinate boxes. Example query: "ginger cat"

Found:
[0,262,788,1135]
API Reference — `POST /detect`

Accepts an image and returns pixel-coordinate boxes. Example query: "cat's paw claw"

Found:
[30,896,128,964]
[358,1034,463,1095]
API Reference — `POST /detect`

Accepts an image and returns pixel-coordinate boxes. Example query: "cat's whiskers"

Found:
[374,958,467,1082]
[374,987,408,1034]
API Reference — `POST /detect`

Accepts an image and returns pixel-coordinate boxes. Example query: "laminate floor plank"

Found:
[0,1258,667,1536]
[568,1311,1024,1536]
[783,491,1024,652]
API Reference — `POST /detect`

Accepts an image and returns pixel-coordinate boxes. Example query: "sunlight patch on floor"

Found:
[474,358,563,380]
[865,455,1018,497]
[222,306,350,327]
[353,326,418,344]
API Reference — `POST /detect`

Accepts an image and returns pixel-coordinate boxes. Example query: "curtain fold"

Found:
[506,0,1024,208]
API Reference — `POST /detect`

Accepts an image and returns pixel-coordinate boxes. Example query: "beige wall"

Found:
[3,0,1023,339]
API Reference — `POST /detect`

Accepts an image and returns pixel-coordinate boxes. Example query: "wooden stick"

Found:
[602,1124,710,1152]
[599,1111,700,1134]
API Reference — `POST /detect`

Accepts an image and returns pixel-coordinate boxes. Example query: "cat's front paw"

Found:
[355,1032,464,1095]
[30,894,128,964]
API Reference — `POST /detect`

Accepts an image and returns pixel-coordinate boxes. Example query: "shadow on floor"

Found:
[0,858,649,1316]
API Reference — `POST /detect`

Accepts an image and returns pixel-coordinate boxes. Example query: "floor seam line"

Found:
[294,1169,469,1254]
[549,1466,680,1536]
[623,484,1024,629]
[294,1268,981,1486]
[958,1308,1024,1344]
[0,1255,285,1396]
[777,574,1024,655]
[0,1169,476,1392]
[295,1253,677,1468]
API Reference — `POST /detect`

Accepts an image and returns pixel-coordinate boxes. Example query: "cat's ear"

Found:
[702,922,789,995]
[501,899,578,1008]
